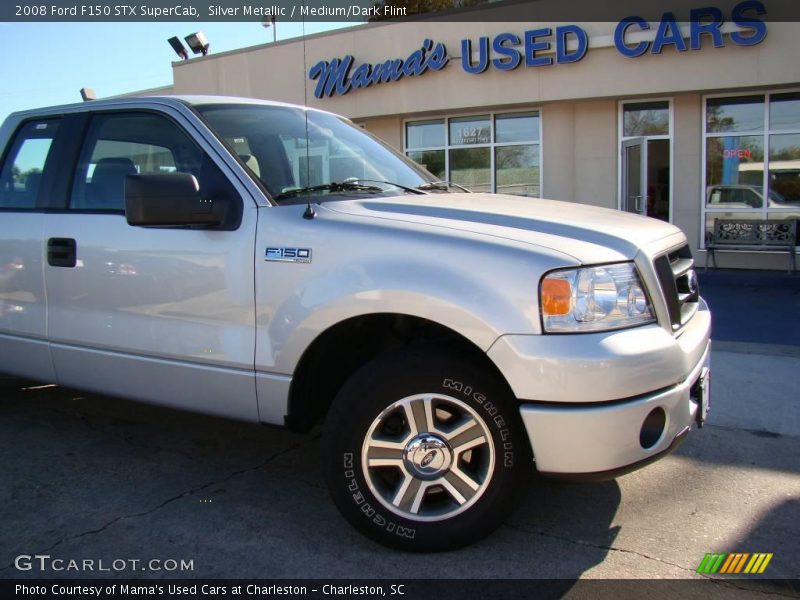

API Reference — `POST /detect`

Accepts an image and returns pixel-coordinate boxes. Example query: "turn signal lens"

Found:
[541,277,572,315]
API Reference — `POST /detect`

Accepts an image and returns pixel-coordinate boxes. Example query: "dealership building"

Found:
[140,1,799,269]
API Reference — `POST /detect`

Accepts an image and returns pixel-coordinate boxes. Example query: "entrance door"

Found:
[622,138,646,216]
[620,100,671,222]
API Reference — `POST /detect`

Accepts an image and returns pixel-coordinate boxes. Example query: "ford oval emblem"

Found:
[420,450,438,468]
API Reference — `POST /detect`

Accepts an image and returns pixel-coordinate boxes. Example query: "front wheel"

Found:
[323,348,531,551]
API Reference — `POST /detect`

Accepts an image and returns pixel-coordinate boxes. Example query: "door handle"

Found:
[631,195,643,213]
[47,238,77,268]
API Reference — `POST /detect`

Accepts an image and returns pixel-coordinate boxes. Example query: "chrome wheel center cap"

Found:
[403,434,453,480]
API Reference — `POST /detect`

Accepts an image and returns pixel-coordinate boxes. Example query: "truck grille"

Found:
[653,245,699,332]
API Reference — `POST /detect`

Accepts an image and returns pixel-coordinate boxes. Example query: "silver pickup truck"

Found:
[0,96,710,551]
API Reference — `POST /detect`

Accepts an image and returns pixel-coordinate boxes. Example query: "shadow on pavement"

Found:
[0,380,619,580]
[729,498,800,582]
[698,269,800,346]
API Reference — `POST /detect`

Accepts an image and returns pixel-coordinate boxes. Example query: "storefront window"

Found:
[770,93,800,130]
[405,110,541,196]
[769,133,800,204]
[496,113,539,143]
[496,145,539,196]
[623,102,669,136]
[450,147,490,192]
[406,119,445,149]
[406,150,445,180]
[705,136,764,189]
[449,116,490,145]
[706,96,764,133]
[703,92,800,247]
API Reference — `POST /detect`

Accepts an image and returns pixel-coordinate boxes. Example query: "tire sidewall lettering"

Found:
[442,377,515,468]
[342,452,417,539]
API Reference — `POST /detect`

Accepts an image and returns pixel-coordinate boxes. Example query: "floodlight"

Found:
[80,88,96,102]
[168,36,189,60]
[184,32,209,56]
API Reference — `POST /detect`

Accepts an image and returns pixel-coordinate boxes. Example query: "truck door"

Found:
[43,108,259,421]
[0,117,62,381]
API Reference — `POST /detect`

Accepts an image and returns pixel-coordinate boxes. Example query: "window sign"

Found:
[449,116,491,145]
[706,135,764,188]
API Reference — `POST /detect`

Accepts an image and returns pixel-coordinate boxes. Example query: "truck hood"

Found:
[323,193,685,264]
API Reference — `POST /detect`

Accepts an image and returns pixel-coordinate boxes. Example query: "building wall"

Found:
[169,15,800,269]
[172,21,800,118]
[360,116,404,151]
[673,94,703,256]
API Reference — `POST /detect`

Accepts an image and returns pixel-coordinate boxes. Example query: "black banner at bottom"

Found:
[2,579,798,600]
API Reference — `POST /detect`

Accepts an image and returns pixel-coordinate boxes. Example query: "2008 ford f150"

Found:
[0,96,711,550]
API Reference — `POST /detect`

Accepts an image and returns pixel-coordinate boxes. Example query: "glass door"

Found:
[622,137,646,215]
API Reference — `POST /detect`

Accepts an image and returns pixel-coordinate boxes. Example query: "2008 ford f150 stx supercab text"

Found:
[0,96,711,550]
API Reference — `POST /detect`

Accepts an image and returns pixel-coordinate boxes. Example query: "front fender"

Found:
[266,271,524,375]
[254,204,576,375]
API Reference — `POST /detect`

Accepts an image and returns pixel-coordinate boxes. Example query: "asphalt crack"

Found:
[503,521,692,573]
[504,522,798,597]
[0,440,307,573]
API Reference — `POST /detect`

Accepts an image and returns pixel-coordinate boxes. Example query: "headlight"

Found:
[540,262,656,333]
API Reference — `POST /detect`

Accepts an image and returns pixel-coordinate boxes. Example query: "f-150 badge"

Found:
[265,247,312,263]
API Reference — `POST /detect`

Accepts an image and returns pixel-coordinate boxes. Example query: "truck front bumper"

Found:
[487,299,711,476]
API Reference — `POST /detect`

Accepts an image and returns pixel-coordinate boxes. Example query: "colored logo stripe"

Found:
[697,552,773,574]
[745,553,773,574]
[721,553,748,573]
[697,553,726,574]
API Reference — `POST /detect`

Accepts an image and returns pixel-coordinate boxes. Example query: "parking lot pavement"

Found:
[0,340,798,584]
[698,269,800,348]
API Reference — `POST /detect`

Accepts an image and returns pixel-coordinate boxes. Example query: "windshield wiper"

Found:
[345,179,426,194]
[273,181,384,202]
[416,181,471,193]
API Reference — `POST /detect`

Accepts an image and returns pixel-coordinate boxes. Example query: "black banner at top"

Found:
[2,0,800,23]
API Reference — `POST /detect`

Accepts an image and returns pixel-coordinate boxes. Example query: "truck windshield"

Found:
[196,104,437,203]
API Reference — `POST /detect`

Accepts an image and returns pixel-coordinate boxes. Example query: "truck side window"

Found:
[70,112,240,215]
[0,120,60,209]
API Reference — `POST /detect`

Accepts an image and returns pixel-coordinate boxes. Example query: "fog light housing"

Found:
[640,407,666,449]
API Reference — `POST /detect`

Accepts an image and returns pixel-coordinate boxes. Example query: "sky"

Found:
[0,21,351,123]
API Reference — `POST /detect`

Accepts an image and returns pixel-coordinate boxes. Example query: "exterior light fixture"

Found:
[184,31,210,56]
[79,88,96,102]
[168,36,189,60]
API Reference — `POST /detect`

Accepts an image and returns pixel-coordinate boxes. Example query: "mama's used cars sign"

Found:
[308,0,767,98]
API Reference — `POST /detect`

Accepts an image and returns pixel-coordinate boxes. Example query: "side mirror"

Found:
[125,173,230,227]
